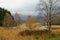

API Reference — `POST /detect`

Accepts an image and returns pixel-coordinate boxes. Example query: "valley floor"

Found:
[0,25,60,40]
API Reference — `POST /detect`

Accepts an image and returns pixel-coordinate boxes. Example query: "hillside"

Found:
[0,7,14,26]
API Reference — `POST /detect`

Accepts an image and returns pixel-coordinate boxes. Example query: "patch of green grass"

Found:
[46,35,60,40]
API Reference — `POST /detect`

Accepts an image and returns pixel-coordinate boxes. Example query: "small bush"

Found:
[51,33,56,37]
[18,30,49,36]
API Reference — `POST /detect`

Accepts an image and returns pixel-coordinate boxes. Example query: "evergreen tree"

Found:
[0,7,14,26]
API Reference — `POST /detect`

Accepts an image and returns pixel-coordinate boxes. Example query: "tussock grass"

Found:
[0,25,60,40]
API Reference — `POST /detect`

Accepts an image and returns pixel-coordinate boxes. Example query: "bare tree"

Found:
[26,15,35,30]
[14,12,22,25]
[36,0,60,31]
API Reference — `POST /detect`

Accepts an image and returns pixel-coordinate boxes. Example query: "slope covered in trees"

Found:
[0,7,14,26]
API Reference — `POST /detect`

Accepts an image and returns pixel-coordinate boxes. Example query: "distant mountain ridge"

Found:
[12,12,60,21]
[12,14,27,20]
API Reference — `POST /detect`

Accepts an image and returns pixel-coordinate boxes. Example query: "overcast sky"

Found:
[0,0,39,15]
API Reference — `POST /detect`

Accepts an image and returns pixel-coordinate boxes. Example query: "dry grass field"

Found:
[0,23,60,40]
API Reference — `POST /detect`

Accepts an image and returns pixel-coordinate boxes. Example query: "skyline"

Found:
[0,0,39,15]
[0,0,60,16]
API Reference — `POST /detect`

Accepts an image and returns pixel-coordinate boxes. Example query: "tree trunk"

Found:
[48,0,52,31]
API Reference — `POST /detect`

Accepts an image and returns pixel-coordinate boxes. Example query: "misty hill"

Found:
[12,12,60,21]
[20,14,27,20]
[12,14,27,21]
